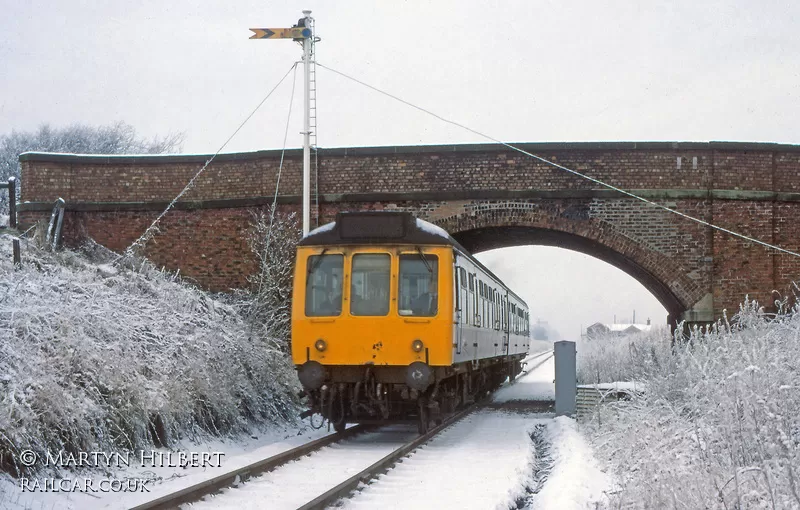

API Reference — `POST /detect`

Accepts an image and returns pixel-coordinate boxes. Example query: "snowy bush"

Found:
[586,299,800,509]
[577,327,671,385]
[241,208,301,352]
[0,231,300,476]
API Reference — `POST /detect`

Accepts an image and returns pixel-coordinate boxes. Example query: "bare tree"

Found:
[245,207,302,351]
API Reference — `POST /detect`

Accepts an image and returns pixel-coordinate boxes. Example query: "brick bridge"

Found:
[18,141,800,326]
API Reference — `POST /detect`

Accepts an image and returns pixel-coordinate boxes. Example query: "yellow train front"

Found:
[292,212,530,433]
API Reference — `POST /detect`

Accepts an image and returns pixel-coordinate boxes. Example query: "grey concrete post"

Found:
[554,340,577,416]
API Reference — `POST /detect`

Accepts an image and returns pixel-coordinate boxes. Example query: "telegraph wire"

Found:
[316,62,800,259]
[266,63,299,252]
[122,62,299,260]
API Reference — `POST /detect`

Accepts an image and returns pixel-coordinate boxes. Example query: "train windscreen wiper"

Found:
[415,246,433,273]
[307,248,328,275]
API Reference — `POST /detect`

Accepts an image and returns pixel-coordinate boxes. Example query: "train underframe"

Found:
[299,354,526,434]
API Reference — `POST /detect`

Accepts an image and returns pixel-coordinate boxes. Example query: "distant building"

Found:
[586,319,652,340]
[531,319,549,340]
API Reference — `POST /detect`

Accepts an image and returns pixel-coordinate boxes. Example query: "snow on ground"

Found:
[0,423,333,510]
[493,354,555,403]
[341,410,539,510]
[528,417,611,510]
[0,349,612,510]
[189,425,420,510]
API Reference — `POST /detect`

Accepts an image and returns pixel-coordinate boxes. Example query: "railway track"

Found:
[132,352,555,510]
[129,425,372,510]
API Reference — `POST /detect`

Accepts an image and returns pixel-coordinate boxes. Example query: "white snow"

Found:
[188,426,419,510]
[529,417,611,510]
[0,425,334,510]
[182,356,611,510]
[304,220,336,238]
[577,381,644,393]
[415,218,450,238]
[493,355,555,403]
[341,411,538,510]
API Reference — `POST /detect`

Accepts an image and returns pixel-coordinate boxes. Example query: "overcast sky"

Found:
[3,1,798,340]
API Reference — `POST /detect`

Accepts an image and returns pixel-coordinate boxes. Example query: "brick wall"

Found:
[18,142,800,322]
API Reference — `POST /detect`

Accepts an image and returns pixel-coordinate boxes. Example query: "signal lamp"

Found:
[314,339,327,352]
[411,339,424,352]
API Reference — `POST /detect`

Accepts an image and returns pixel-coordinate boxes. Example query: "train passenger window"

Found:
[457,267,468,323]
[489,289,494,328]
[468,274,476,325]
[398,254,439,316]
[350,254,391,316]
[305,254,344,317]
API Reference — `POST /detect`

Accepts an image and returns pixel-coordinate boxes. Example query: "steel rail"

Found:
[133,351,555,509]
[297,404,477,509]
[298,395,556,508]
[521,350,554,374]
[129,424,371,510]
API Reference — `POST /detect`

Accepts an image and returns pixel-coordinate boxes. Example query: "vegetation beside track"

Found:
[581,298,800,508]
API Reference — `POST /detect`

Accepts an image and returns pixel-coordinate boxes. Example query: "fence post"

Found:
[12,239,20,266]
[554,340,577,417]
[7,177,15,229]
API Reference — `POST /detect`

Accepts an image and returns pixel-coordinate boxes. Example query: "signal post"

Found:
[250,10,315,236]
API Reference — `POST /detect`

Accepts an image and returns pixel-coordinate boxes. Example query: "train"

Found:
[291,212,530,433]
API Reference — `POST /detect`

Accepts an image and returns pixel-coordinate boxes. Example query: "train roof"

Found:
[299,211,458,248]
[298,212,528,306]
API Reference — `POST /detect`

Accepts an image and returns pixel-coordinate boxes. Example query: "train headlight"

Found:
[314,338,327,352]
[411,339,424,352]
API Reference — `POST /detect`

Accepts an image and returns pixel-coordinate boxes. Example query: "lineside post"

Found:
[301,9,312,236]
[554,340,577,416]
[248,11,314,235]
[8,177,16,228]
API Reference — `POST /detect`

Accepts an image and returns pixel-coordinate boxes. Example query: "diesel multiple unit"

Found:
[291,212,530,433]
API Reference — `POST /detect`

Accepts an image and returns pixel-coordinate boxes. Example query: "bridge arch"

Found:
[434,208,702,324]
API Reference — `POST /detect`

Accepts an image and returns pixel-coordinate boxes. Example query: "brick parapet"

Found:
[17,142,800,321]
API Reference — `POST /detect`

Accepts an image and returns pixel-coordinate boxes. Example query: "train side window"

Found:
[485,286,490,328]
[478,282,484,328]
[489,288,493,329]
[350,253,391,316]
[482,284,487,328]
[459,269,468,324]
[398,254,439,316]
[524,311,529,335]
[305,254,344,317]
[482,285,488,329]
[469,274,477,326]
[494,293,499,330]
[511,304,517,334]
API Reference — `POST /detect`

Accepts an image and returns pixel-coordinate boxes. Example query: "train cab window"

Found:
[350,254,391,316]
[305,254,344,316]
[398,254,439,316]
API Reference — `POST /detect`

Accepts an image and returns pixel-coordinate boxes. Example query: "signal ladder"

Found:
[307,17,320,228]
